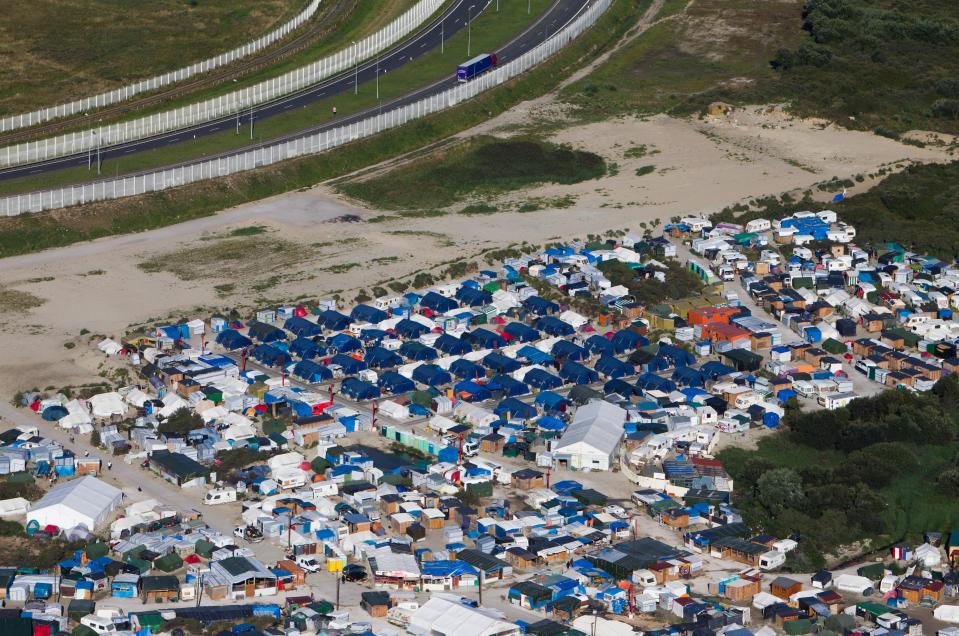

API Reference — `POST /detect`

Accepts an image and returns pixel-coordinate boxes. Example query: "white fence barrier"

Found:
[0,0,323,134]
[0,0,611,217]
[0,0,444,169]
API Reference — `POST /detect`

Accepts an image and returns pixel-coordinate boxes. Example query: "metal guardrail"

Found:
[0,0,323,133]
[0,0,611,216]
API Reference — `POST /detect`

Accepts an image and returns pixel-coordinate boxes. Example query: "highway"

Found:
[0,0,591,185]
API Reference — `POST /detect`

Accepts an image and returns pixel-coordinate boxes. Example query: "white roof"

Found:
[89,392,126,418]
[410,597,518,636]
[553,401,626,457]
[26,476,121,530]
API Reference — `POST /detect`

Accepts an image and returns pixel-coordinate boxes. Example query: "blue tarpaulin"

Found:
[284,316,322,338]
[523,368,563,390]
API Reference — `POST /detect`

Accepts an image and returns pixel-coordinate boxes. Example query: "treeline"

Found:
[720,375,959,569]
[598,259,704,305]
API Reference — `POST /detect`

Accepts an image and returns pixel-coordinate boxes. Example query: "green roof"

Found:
[84,542,108,559]
[141,575,179,592]
[153,552,183,572]
[149,450,210,480]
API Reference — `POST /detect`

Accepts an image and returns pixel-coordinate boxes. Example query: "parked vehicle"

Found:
[295,555,322,572]
[457,53,497,82]
[343,563,368,582]
[234,525,264,543]
[204,487,237,505]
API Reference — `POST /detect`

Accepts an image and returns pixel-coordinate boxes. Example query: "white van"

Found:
[204,487,237,505]
[295,554,322,572]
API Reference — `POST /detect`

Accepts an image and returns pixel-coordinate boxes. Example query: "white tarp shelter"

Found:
[410,597,519,636]
[26,476,122,530]
[98,339,123,356]
[89,392,126,418]
[0,497,30,517]
[552,401,626,471]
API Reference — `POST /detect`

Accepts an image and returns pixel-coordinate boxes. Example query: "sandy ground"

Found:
[0,103,951,397]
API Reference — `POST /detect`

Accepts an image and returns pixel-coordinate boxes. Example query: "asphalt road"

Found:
[1,0,590,184]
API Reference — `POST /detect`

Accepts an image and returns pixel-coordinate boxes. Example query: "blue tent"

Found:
[331,353,367,375]
[584,334,614,355]
[400,341,438,361]
[516,345,553,365]
[251,344,291,368]
[537,416,565,432]
[247,320,287,343]
[420,291,458,313]
[435,333,473,355]
[42,405,68,421]
[456,286,492,307]
[503,322,541,343]
[216,329,252,351]
[594,355,631,379]
[365,346,403,369]
[611,329,646,353]
[700,361,734,380]
[290,337,325,360]
[523,295,558,316]
[657,343,696,367]
[341,378,380,400]
[328,333,361,353]
[395,318,431,339]
[559,361,599,385]
[495,398,537,420]
[450,359,486,380]
[466,328,506,349]
[317,310,351,331]
[551,339,588,361]
[360,328,389,345]
[483,352,521,374]
[635,372,676,393]
[412,364,452,387]
[454,381,492,401]
[293,360,333,384]
[487,375,529,397]
[523,368,563,390]
[604,378,635,396]
[284,316,322,338]
[535,316,574,336]
[535,391,569,411]
[672,367,705,388]
[351,304,388,323]
[379,372,416,394]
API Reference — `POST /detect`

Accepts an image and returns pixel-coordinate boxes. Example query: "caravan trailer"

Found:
[204,487,237,505]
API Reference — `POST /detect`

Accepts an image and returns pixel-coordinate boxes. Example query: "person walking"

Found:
[107,461,112,471]
[332,106,337,118]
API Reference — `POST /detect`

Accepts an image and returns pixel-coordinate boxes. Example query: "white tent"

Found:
[88,392,126,418]
[0,497,30,517]
[97,339,123,356]
[936,606,959,624]
[552,401,626,471]
[58,399,92,429]
[915,543,942,567]
[26,476,122,530]
[410,597,518,636]
[158,393,187,418]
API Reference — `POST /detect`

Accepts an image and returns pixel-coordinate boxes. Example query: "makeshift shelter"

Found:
[216,330,252,351]
[328,333,362,353]
[366,347,403,369]
[420,292,459,313]
[487,375,529,397]
[535,316,575,336]
[523,296,559,316]
[435,334,473,356]
[559,361,599,385]
[247,320,287,343]
[456,287,492,307]
[611,330,646,353]
[26,476,121,530]
[251,344,290,368]
[495,398,537,421]
[503,323,541,343]
[412,364,452,387]
[284,316,322,338]
[290,337,325,360]
[594,355,632,379]
[400,341,439,362]
[317,310,351,331]
[483,352,521,374]
[552,340,588,362]
[379,372,416,395]
[293,361,333,384]
[552,401,627,471]
[467,329,507,350]
[331,353,367,375]
[584,335,614,355]
[341,378,380,400]
[524,368,563,390]
[352,304,389,323]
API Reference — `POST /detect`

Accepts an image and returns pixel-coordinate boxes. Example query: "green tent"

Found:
[309,600,335,615]
[84,542,109,560]
[466,481,492,497]
[783,618,813,635]
[124,557,152,575]
[130,612,163,631]
[193,539,216,559]
[821,338,847,355]
[67,599,95,622]
[154,552,183,573]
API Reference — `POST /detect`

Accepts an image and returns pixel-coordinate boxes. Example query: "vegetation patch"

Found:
[0,287,44,313]
[138,236,309,281]
[338,136,606,210]
[719,377,959,569]
[635,164,656,176]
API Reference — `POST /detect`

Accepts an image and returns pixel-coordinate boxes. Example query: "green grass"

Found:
[338,136,605,209]
[0,0,651,257]
[45,0,421,135]
[0,0,552,197]
[634,164,655,176]
[0,0,296,115]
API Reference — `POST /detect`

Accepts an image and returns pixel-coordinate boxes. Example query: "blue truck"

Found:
[457,53,498,82]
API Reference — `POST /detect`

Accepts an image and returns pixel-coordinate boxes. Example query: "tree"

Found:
[757,468,805,517]
[89,427,101,448]
[157,408,203,435]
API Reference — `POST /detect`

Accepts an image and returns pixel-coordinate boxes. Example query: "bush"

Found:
[157,408,203,435]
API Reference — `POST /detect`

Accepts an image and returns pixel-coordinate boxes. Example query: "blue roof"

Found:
[523,368,563,390]
[450,358,486,380]
[293,360,333,383]
[495,398,537,420]
[215,329,252,351]
[331,353,367,375]
[351,304,389,323]
[435,333,473,356]
[365,346,403,369]
[420,291,458,313]
[535,316,574,336]
[503,322,541,343]
[584,334,614,355]
[487,375,530,397]
[290,337,326,360]
[328,333,361,353]
[523,295,559,315]
[466,328,507,349]
[378,371,416,394]
[395,318,431,339]
[483,352,522,374]
[594,354,632,378]
[551,339,588,361]
[535,391,568,409]
[453,381,492,401]
[516,345,553,365]
[537,416,565,431]
[412,364,452,387]
[400,341,438,361]
[611,329,646,353]
[559,361,599,384]
[341,378,380,400]
[284,316,323,338]
[317,310,351,331]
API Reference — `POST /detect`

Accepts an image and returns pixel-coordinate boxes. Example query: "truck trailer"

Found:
[457,53,498,82]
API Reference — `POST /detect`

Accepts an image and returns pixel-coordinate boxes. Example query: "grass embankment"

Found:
[0,0,296,115]
[0,0,651,257]
[718,378,959,570]
[0,0,551,197]
[338,136,606,209]
[12,0,419,141]
[562,0,959,136]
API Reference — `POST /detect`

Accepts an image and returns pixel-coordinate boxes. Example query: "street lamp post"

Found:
[467,5,476,57]
[441,18,444,54]
[353,40,358,95]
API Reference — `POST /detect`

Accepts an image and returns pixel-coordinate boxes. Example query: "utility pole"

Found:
[96,123,102,175]
[528,0,531,14]
[478,570,484,605]
[336,573,341,609]
[236,109,240,135]
[467,5,475,57]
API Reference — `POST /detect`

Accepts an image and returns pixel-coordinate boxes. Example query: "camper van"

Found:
[759,550,786,570]
[80,615,124,635]
[204,487,237,505]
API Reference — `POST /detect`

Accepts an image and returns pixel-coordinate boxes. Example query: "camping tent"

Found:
[26,476,122,530]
